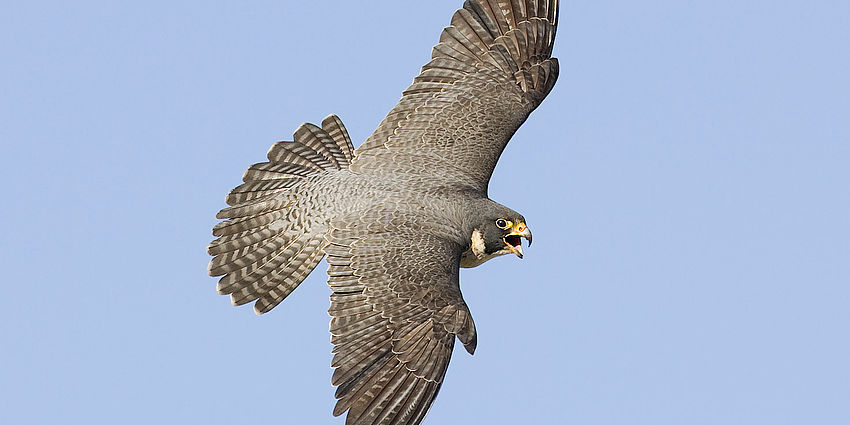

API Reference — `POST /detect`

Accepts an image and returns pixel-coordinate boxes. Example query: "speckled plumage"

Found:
[208,1,559,424]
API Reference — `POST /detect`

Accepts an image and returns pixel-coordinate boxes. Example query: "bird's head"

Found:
[462,205,532,267]
[483,215,533,258]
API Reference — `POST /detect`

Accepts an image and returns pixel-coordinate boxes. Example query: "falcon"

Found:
[208,1,559,424]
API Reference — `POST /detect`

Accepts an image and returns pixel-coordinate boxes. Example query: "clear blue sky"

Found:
[2,1,848,424]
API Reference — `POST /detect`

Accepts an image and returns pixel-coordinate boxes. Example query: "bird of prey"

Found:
[207,1,559,424]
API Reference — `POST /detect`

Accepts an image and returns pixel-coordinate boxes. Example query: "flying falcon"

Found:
[207,1,559,424]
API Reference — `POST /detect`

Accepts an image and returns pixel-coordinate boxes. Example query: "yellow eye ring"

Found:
[495,219,512,229]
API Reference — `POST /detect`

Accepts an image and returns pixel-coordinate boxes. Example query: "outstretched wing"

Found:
[351,0,560,193]
[325,212,477,425]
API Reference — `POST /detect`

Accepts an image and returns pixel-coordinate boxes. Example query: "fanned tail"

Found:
[208,114,354,314]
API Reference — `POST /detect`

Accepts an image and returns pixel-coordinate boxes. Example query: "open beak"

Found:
[503,222,532,259]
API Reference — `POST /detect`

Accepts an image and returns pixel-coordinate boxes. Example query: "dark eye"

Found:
[495,219,508,229]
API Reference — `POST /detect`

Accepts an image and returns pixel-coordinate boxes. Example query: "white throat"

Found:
[460,229,504,268]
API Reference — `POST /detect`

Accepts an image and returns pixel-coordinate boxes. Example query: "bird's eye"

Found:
[495,219,511,229]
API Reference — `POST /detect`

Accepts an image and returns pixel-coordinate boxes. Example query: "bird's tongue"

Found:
[506,235,524,258]
[512,244,524,258]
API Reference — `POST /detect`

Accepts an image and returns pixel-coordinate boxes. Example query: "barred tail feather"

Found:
[224,114,355,206]
[209,114,354,314]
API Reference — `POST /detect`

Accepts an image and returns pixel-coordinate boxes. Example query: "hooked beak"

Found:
[503,222,532,259]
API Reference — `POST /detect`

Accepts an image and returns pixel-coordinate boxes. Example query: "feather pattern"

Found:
[209,115,355,314]
[325,216,476,425]
[322,114,356,164]
[351,0,559,195]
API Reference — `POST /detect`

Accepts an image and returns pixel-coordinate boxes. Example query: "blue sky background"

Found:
[2,1,848,424]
